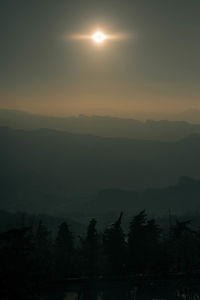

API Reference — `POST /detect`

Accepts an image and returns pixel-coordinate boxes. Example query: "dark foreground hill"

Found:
[1,109,200,141]
[1,127,200,214]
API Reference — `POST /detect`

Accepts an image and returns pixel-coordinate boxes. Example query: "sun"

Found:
[92,31,107,44]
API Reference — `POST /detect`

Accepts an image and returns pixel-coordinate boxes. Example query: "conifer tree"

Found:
[54,222,75,279]
[34,220,52,281]
[83,218,99,277]
[103,213,126,276]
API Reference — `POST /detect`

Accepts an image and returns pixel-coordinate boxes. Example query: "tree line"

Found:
[0,210,200,299]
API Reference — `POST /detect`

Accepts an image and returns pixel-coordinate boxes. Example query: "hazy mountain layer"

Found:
[83,177,200,216]
[1,127,200,214]
[1,109,200,141]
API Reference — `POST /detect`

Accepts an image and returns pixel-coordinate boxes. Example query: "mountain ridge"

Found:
[1,126,200,214]
[1,109,200,141]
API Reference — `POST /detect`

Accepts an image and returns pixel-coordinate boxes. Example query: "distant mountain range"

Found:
[83,176,200,216]
[2,175,200,232]
[0,210,85,235]
[131,109,200,124]
[1,109,200,141]
[1,126,200,215]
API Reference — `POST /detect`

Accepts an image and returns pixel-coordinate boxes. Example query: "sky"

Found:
[0,0,200,117]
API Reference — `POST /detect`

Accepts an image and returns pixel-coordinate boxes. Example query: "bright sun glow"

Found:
[92,31,107,44]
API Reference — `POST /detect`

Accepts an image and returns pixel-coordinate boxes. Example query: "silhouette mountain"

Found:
[1,126,200,214]
[1,109,200,141]
[83,176,200,215]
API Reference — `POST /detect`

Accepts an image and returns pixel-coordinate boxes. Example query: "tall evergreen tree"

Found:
[82,218,99,277]
[34,220,52,282]
[54,222,75,279]
[169,220,199,273]
[145,219,161,273]
[0,227,37,300]
[103,213,126,276]
[128,210,148,274]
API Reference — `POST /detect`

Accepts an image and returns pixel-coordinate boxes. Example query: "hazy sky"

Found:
[0,0,200,116]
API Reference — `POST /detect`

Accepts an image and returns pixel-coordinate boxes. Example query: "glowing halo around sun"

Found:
[92,31,107,44]
[67,29,131,45]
